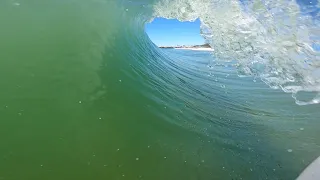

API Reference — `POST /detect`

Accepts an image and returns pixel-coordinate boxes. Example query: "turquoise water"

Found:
[0,0,320,179]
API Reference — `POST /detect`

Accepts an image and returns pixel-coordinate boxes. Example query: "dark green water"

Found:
[0,0,320,179]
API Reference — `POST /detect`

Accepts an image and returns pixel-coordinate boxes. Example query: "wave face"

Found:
[0,0,320,180]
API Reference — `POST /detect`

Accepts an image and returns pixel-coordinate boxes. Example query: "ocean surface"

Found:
[0,0,320,179]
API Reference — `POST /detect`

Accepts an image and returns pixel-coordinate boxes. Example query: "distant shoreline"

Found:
[174,47,214,51]
[158,43,213,51]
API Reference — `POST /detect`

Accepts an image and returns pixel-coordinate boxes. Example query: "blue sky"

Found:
[145,18,205,46]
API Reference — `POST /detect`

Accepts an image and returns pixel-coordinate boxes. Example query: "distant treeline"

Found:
[192,43,211,48]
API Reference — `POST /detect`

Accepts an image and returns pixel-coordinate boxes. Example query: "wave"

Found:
[1,0,320,179]
[9,0,316,105]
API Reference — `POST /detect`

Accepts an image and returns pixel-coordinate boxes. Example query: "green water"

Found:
[0,0,320,179]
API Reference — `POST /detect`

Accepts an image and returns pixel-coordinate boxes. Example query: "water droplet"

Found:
[164,156,167,159]
[117,149,120,151]
[125,9,128,11]
[79,101,82,104]
[99,117,102,120]
[147,145,150,148]
[104,164,107,167]
[119,80,122,82]
[184,160,187,163]
[287,149,293,153]
[18,113,22,116]
[222,167,225,169]
[300,128,304,131]
[250,168,253,171]
[40,165,43,167]
[136,158,139,161]
[201,160,205,163]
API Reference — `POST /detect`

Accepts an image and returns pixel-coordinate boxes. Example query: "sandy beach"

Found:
[174,47,214,51]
